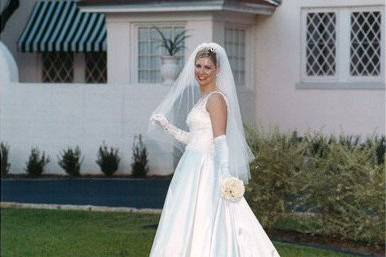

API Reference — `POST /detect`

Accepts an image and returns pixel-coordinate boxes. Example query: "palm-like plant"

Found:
[153,26,189,56]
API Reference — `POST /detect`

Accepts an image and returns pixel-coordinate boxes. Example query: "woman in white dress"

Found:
[148,42,281,257]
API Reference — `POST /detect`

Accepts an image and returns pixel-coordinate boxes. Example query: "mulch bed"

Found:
[271,229,384,257]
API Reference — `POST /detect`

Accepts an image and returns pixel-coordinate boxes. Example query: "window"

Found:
[305,12,336,76]
[137,26,185,83]
[350,11,381,77]
[42,52,73,83]
[85,52,107,83]
[302,8,383,84]
[225,27,246,85]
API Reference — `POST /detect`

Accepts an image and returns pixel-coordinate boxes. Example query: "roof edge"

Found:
[78,0,276,15]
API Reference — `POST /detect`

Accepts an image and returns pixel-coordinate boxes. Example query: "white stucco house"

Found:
[0,0,385,176]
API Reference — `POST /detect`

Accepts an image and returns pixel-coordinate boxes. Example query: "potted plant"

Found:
[153,26,189,84]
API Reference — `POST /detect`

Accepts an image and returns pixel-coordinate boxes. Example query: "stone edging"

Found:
[0,201,162,214]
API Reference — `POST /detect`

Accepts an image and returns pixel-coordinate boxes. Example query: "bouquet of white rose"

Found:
[221,176,245,202]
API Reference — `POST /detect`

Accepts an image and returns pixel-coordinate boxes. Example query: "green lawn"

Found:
[1,207,361,257]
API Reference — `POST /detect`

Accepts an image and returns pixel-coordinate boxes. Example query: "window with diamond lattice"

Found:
[350,11,381,77]
[138,26,185,83]
[85,52,107,83]
[42,52,73,83]
[225,27,246,85]
[306,12,336,76]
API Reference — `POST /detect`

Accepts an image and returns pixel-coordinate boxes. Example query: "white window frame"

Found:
[301,9,339,83]
[224,24,248,87]
[300,6,384,88]
[346,7,383,83]
[132,22,186,84]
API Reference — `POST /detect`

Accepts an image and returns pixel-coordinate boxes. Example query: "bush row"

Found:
[245,127,385,248]
[0,134,148,177]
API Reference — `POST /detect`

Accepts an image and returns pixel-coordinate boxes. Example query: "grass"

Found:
[1,207,362,257]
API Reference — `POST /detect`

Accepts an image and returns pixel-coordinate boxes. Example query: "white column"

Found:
[106,15,131,84]
[185,17,213,55]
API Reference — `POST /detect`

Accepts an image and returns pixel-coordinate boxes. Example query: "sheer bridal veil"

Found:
[147,42,254,183]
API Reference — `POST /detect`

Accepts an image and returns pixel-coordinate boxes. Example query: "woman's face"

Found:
[194,57,217,87]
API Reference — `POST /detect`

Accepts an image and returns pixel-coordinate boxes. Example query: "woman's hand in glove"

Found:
[150,113,169,128]
[150,113,191,145]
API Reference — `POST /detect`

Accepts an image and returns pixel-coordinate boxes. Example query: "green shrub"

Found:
[96,142,120,176]
[297,136,384,246]
[58,146,83,177]
[131,135,149,177]
[25,147,50,177]
[245,127,307,231]
[0,142,11,177]
[245,127,385,247]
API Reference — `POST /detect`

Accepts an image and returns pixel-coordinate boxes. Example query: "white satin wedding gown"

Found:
[149,91,281,257]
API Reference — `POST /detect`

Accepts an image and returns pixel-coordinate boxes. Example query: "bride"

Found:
[148,42,281,257]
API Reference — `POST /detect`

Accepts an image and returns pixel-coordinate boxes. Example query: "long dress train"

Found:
[149,91,281,257]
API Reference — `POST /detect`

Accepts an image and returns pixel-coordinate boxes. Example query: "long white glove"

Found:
[215,135,246,201]
[150,113,191,145]
[213,135,231,178]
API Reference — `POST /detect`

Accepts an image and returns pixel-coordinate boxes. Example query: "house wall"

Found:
[253,0,386,137]
[106,12,215,84]
[0,43,173,175]
[1,0,90,83]
[106,12,259,125]
[0,82,173,176]
[3,0,384,176]
[0,8,260,175]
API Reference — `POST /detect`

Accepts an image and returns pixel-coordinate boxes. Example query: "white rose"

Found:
[221,176,245,202]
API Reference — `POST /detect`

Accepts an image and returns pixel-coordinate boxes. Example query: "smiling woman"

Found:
[194,49,218,87]
[193,47,228,138]
[147,42,280,257]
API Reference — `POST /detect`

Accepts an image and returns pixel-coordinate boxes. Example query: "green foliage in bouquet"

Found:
[131,135,149,177]
[58,146,83,177]
[96,142,120,176]
[0,142,11,177]
[25,147,50,177]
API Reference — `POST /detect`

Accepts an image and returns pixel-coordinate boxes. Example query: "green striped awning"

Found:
[18,1,106,52]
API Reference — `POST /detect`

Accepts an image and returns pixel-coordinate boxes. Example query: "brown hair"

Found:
[194,47,217,67]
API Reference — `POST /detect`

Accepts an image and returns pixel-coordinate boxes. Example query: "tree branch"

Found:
[0,0,20,33]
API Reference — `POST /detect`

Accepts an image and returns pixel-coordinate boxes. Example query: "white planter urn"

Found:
[160,55,179,84]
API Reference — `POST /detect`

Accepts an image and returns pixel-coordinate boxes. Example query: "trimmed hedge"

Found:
[245,128,385,248]
[1,142,11,177]
[58,146,83,177]
[96,143,120,176]
[25,147,50,177]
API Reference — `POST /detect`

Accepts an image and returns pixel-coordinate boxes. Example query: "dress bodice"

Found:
[185,91,226,153]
